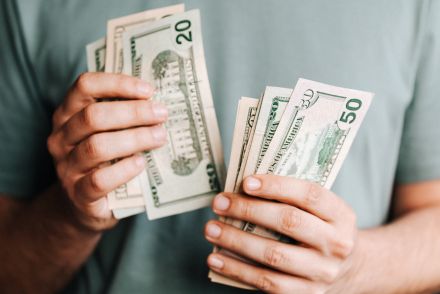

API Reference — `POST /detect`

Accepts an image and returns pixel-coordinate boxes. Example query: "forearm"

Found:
[0,184,102,293]
[344,206,440,294]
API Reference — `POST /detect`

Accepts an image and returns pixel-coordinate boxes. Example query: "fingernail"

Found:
[138,82,154,96]
[246,176,261,190]
[214,194,230,211]
[135,156,145,167]
[208,255,224,269]
[152,102,168,118]
[206,223,222,238]
[152,127,167,141]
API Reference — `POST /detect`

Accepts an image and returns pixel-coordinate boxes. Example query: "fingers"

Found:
[207,253,316,293]
[54,73,155,128]
[212,193,336,253]
[69,125,167,172]
[205,221,340,283]
[74,154,146,204]
[243,174,352,223]
[58,100,168,145]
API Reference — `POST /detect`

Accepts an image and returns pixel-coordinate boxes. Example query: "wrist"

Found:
[55,184,118,234]
[68,199,118,234]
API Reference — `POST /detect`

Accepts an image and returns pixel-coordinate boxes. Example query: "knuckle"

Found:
[276,178,293,197]
[227,231,243,251]
[82,104,102,129]
[134,128,149,147]
[48,133,69,159]
[76,72,93,93]
[55,162,67,180]
[278,207,301,234]
[47,135,57,155]
[238,199,255,220]
[319,265,340,284]
[263,245,286,268]
[120,76,138,95]
[83,135,104,159]
[128,157,143,173]
[127,76,139,90]
[228,269,244,284]
[55,162,63,177]
[52,108,63,127]
[255,274,275,292]
[335,198,357,225]
[62,173,77,193]
[304,182,322,206]
[329,236,355,258]
[135,101,150,122]
[89,171,106,193]
[346,209,357,225]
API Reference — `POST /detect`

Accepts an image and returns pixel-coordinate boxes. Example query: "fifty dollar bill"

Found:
[213,79,373,288]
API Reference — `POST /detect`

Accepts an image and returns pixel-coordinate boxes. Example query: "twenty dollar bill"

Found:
[122,10,225,219]
[105,4,184,74]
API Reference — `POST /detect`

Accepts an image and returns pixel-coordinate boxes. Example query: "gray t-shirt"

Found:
[1,0,439,292]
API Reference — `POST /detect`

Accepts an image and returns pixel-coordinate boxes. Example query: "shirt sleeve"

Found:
[396,0,440,184]
[0,0,55,198]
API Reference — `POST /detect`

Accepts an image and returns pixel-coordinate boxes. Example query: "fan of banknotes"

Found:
[86,0,373,249]
[86,4,226,220]
[208,80,373,288]
[85,4,374,289]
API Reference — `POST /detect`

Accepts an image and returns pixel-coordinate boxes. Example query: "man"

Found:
[1,0,440,293]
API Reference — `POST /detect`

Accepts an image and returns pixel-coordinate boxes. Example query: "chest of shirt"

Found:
[23,0,421,226]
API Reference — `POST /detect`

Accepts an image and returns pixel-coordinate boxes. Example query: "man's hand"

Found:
[0,72,169,292]
[205,174,357,293]
[47,72,168,231]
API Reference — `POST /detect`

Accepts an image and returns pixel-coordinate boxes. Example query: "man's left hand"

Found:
[205,174,358,293]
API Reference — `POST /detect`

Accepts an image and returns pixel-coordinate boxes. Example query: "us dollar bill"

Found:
[86,37,106,72]
[86,37,145,216]
[241,86,292,178]
[209,97,259,289]
[105,4,184,74]
[250,79,372,241]
[223,98,259,193]
[213,79,373,288]
[122,9,225,219]
[86,37,147,214]
[224,86,293,242]
[105,5,185,217]
[210,89,291,288]
[230,97,261,193]
[107,174,145,210]
[258,79,373,184]
[221,96,258,229]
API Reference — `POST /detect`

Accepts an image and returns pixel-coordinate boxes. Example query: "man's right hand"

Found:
[47,73,168,231]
